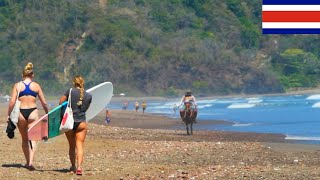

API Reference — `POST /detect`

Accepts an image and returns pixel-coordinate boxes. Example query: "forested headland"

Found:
[0,0,319,96]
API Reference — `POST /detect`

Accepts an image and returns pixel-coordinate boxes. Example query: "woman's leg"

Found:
[17,114,29,165]
[27,109,39,167]
[65,130,76,170]
[75,122,88,171]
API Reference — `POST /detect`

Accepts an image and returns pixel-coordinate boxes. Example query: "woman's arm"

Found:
[192,96,197,107]
[59,95,67,105]
[178,96,185,107]
[7,83,18,120]
[38,86,49,114]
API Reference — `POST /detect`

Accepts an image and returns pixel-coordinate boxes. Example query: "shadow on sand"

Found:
[2,164,25,168]
[2,164,72,174]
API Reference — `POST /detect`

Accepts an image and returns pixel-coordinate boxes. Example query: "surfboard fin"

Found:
[43,136,48,142]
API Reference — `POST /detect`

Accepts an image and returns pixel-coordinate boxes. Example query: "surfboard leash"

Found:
[29,140,33,150]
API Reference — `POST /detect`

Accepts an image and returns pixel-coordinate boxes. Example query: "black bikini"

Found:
[20,108,37,120]
[73,122,81,132]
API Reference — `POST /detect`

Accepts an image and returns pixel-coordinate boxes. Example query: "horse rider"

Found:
[178,90,198,123]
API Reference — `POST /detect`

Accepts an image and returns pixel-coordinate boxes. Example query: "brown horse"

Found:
[180,103,197,135]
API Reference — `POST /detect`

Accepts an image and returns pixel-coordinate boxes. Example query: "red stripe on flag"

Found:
[263,11,320,22]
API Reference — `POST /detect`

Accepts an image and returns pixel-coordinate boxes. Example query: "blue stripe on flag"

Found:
[263,29,320,34]
[263,0,320,5]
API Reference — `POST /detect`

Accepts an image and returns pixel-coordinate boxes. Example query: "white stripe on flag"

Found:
[263,5,320,11]
[262,22,320,29]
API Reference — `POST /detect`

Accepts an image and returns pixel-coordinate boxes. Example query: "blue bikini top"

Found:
[19,82,38,97]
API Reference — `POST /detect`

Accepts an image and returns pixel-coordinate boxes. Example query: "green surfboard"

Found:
[48,101,67,139]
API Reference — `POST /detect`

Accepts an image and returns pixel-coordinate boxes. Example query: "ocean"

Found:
[108,94,320,144]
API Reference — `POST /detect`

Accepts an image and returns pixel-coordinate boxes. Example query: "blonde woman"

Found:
[6,62,49,170]
[59,75,92,175]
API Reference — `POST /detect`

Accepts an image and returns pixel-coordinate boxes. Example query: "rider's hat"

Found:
[185,90,192,96]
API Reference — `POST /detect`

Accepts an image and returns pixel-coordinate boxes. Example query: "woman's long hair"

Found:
[73,75,84,106]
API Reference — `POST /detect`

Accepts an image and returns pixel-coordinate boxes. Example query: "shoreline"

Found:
[1,100,319,146]
[91,109,318,146]
[94,109,320,146]
[90,109,320,154]
[1,102,318,145]
[108,95,320,146]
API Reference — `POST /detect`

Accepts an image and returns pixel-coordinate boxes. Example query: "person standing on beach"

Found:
[173,104,177,114]
[135,101,139,112]
[105,108,111,126]
[141,101,147,114]
[59,75,92,176]
[122,101,128,110]
[6,62,49,171]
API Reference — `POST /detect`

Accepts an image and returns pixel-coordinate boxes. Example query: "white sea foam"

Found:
[197,99,217,104]
[214,99,246,104]
[197,104,213,109]
[163,103,179,107]
[227,103,255,109]
[233,123,254,127]
[248,99,263,104]
[147,102,162,106]
[150,105,171,109]
[247,97,261,100]
[306,94,320,100]
[285,135,320,141]
[312,102,320,108]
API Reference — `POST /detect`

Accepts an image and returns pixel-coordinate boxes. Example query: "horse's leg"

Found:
[186,123,189,135]
[187,110,190,135]
[184,110,187,119]
[193,110,197,123]
[190,122,193,135]
[180,111,184,119]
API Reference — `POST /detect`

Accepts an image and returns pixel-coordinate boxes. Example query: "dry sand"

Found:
[1,103,320,179]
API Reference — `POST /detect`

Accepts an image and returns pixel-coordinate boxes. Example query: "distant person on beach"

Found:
[6,62,49,171]
[59,75,92,176]
[142,101,147,114]
[105,108,111,125]
[173,104,177,114]
[122,101,128,110]
[135,101,139,112]
[178,90,198,123]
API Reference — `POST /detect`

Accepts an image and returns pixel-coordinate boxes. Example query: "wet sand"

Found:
[92,110,288,143]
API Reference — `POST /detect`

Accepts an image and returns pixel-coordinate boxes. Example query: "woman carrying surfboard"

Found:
[59,75,92,176]
[6,62,49,171]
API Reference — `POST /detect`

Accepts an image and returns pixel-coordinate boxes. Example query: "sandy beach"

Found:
[1,102,320,179]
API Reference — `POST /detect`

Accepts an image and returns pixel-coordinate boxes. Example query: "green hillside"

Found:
[0,0,319,96]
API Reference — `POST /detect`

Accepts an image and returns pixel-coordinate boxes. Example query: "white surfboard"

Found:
[28,82,113,140]
[86,82,113,121]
